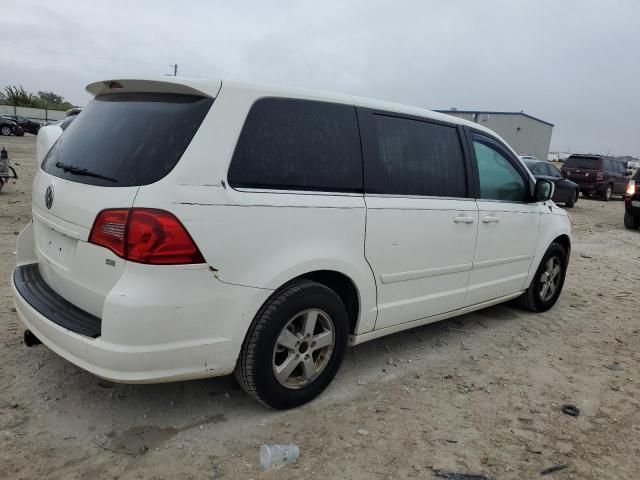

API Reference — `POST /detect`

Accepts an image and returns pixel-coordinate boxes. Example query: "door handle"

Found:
[453,215,475,224]
[482,215,501,223]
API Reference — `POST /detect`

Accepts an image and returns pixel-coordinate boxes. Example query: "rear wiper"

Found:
[55,161,117,183]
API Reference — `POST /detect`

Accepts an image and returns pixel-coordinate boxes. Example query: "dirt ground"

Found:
[1,135,639,480]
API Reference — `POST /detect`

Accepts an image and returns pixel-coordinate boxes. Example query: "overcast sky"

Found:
[2,0,639,155]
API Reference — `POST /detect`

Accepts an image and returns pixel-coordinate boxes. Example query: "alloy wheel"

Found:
[272,308,335,389]
[539,256,561,302]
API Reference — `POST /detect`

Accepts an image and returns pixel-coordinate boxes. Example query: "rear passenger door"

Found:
[359,110,478,330]
[465,132,540,306]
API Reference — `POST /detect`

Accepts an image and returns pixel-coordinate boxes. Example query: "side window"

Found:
[473,136,528,202]
[536,163,550,176]
[603,159,613,172]
[228,98,362,192]
[366,114,467,197]
[549,164,562,178]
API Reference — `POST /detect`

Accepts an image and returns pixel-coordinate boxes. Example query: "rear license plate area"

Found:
[34,219,78,267]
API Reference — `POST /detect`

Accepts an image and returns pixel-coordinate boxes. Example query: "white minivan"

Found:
[12,77,571,408]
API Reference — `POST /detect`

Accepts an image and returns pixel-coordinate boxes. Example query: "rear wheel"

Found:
[565,190,578,208]
[517,242,568,312]
[235,280,349,409]
[624,211,639,229]
[601,185,612,201]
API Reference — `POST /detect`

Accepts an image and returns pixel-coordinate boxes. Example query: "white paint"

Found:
[12,77,572,384]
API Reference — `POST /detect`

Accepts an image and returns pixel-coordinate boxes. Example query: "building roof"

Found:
[434,109,554,127]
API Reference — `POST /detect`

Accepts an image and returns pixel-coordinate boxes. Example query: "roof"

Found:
[84,76,504,142]
[434,110,554,127]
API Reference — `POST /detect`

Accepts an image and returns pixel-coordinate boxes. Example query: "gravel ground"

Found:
[1,135,639,479]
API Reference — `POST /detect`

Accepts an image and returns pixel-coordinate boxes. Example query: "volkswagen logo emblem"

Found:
[45,185,54,209]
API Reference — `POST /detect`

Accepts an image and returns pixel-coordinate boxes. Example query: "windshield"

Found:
[42,92,213,187]
[563,156,602,170]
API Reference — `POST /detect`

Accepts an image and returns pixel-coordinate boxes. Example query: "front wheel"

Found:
[601,185,612,201]
[0,126,12,136]
[565,190,578,208]
[517,242,568,312]
[235,280,349,409]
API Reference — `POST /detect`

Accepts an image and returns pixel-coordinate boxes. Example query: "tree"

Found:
[1,85,75,110]
[2,85,34,107]
[37,91,65,106]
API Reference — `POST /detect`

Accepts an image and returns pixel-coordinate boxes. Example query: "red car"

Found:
[561,154,631,201]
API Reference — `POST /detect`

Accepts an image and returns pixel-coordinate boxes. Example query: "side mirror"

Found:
[534,178,554,202]
[627,170,633,176]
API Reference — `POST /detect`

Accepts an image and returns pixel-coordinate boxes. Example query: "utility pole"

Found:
[169,64,178,76]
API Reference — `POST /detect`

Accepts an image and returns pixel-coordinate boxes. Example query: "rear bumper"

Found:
[13,264,101,338]
[12,262,271,383]
[578,182,607,193]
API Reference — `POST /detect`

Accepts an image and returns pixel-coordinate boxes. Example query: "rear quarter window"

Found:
[228,98,363,192]
[42,93,213,187]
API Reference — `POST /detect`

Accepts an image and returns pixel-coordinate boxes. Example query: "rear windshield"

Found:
[563,156,602,170]
[42,93,213,187]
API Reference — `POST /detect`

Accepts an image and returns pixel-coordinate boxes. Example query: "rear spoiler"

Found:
[85,77,222,98]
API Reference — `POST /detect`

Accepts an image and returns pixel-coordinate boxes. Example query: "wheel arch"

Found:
[553,233,571,259]
[272,270,362,336]
[524,217,573,289]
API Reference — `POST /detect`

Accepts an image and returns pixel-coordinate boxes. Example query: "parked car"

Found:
[561,154,632,201]
[11,78,572,409]
[522,158,580,207]
[0,117,24,136]
[0,114,41,135]
[624,170,640,229]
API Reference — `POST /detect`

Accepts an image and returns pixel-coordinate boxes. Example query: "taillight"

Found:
[627,180,636,196]
[89,209,128,257]
[89,208,205,265]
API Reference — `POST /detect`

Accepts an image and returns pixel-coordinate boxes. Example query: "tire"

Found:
[600,185,612,201]
[624,211,640,229]
[235,280,349,409]
[517,242,568,312]
[0,126,12,136]
[565,190,578,208]
[15,129,24,137]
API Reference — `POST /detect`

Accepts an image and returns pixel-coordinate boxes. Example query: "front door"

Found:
[465,133,541,306]
[359,110,478,330]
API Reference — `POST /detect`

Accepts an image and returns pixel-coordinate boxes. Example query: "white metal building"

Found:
[435,110,554,162]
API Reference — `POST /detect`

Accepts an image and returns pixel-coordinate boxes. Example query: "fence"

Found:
[0,105,66,124]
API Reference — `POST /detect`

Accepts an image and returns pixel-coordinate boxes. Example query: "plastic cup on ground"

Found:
[260,444,300,469]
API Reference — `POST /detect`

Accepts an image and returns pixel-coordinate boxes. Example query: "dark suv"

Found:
[624,170,640,229]
[561,154,631,201]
